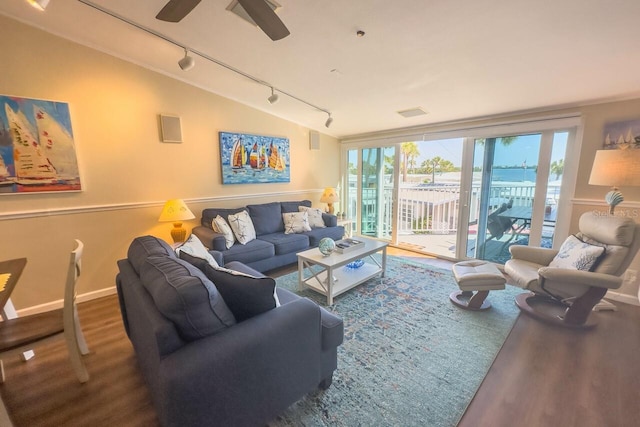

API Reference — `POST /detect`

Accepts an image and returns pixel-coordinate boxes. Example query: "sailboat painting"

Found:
[602,118,640,150]
[0,95,81,194]
[219,131,290,184]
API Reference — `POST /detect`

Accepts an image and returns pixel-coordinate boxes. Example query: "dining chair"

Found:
[0,239,89,383]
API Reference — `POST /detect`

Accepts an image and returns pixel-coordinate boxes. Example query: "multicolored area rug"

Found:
[271,255,521,427]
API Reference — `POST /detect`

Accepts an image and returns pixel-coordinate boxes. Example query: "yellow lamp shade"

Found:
[320,187,339,214]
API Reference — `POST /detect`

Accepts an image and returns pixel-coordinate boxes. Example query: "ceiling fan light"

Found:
[267,88,279,104]
[325,114,333,128]
[178,49,195,71]
[26,0,50,11]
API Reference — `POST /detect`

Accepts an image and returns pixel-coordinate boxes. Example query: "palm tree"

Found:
[550,159,564,180]
[400,142,420,182]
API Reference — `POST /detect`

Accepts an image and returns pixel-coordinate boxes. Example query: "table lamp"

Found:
[158,199,195,243]
[589,149,640,214]
[320,187,339,214]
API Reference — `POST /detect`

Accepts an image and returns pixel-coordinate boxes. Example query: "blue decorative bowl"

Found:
[345,259,364,269]
[318,238,336,256]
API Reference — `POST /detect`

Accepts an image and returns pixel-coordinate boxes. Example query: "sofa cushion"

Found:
[140,256,236,341]
[201,264,280,322]
[228,210,257,244]
[283,211,312,234]
[247,202,284,235]
[223,238,275,264]
[299,206,326,229]
[258,232,310,255]
[127,235,176,274]
[281,199,311,213]
[201,207,245,229]
[175,234,220,268]
[303,226,345,247]
[212,215,235,249]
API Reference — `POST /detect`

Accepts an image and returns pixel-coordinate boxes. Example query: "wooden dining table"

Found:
[0,258,28,427]
[0,258,27,317]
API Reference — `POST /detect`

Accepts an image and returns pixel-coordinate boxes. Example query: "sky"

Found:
[410,133,568,168]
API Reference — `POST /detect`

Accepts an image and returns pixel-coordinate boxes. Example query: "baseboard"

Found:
[15,286,118,317]
[604,290,640,307]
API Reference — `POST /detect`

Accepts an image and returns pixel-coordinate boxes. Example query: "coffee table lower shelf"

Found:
[300,263,382,303]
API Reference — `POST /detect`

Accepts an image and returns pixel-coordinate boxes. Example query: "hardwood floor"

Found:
[1,249,639,426]
[458,301,640,427]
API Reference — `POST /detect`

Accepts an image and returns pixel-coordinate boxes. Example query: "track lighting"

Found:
[178,49,195,71]
[26,0,49,11]
[267,87,279,104]
[78,1,333,130]
[325,113,333,128]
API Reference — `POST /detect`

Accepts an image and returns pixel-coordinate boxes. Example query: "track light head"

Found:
[26,0,49,11]
[178,49,195,71]
[267,87,279,104]
[325,113,333,128]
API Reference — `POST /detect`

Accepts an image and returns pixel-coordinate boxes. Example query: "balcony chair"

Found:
[505,212,640,328]
[475,199,516,259]
[0,240,90,382]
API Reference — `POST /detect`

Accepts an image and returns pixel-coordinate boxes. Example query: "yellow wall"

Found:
[0,16,339,310]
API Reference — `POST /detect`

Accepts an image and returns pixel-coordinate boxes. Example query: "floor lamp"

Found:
[589,148,640,311]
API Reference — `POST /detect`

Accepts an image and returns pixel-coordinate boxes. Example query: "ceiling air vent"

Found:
[397,108,428,118]
[227,0,281,27]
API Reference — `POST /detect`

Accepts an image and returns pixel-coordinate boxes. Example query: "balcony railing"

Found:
[350,182,560,236]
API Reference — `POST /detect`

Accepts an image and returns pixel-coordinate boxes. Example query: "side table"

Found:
[336,218,352,238]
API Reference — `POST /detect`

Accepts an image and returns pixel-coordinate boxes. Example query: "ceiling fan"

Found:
[156,0,290,41]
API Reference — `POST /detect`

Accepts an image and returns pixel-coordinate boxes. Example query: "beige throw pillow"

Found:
[212,215,235,249]
[227,210,257,244]
[283,211,312,234]
[175,234,220,268]
[298,206,326,229]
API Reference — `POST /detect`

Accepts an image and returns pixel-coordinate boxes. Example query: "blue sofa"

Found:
[192,200,344,272]
[116,235,344,427]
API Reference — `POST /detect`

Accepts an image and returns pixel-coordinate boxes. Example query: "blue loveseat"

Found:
[116,235,344,427]
[192,200,344,272]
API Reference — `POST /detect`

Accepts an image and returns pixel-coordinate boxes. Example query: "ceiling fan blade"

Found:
[156,0,202,23]
[237,0,290,41]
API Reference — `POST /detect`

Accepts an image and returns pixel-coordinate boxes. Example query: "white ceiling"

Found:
[2,0,640,138]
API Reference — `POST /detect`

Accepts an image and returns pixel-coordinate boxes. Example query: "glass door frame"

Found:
[342,143,400,244]
[340,114,583,259]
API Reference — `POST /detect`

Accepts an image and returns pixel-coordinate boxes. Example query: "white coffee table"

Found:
[297,237,388,305]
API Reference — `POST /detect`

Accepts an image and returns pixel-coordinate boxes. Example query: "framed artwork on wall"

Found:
[602,118,640,149]
[0,95,82,194]
[219,131,290,184]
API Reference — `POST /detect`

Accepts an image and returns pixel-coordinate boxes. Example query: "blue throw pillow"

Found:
[201,264,280,322]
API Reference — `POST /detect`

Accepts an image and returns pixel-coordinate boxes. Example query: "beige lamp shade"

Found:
[589,149,640,214]
[320,187,339,214]
[159,199,196,243]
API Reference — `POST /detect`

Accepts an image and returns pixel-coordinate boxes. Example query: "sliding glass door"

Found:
[342,117,577,264]
[346,146,395,241]
[461,131,568,263]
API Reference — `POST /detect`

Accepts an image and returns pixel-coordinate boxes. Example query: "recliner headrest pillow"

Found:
[579,212,636,247]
